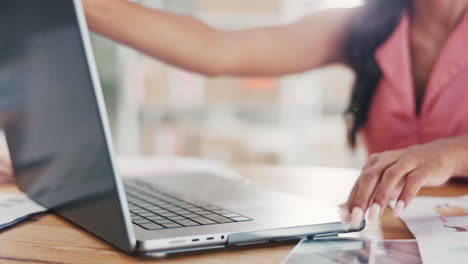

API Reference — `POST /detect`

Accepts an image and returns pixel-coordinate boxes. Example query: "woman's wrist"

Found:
[441,136,468,178]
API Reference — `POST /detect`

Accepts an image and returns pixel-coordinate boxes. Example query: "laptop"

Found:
[0,0,364,255]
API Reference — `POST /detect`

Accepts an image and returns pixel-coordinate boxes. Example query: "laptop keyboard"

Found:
[124,180,252,231]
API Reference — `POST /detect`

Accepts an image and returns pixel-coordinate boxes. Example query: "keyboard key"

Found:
[190,217,216,225]
[152,208,169,213]
[161,223,182,228]
[213,210,232,214]
[176,219,200,227]
[159,212,177,217]
[189,207,205,212]
[167,216,186,221]
[202,205,220,211]
[146,197,162,202]
[174,202,191,207]
[139,212,154,217]
[172,209,191,215]
[196,210,213,215]
[147,215,165,221]
[155,202,171,207]
[149,210,166,216]
[131,216,143,221]
[184,214,200,218]
[231,216,251,222]
[139,223,164,230]
[221,213,241,218]
[153,219,173,225]
[165,197,180,201]
[164,207,181,212]
[204,214,234,223]
[133,219,151,224]
[146,205,162,210]
[181,205,197,209]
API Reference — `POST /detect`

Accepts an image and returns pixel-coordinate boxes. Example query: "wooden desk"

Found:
[1,166,468,264]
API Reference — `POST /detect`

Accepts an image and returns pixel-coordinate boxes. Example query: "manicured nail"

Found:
[393,200,405,217]
[351,207,364,229]
[340,208,351,222]
[368,203,381,222]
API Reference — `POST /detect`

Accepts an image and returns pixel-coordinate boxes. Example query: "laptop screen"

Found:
[0,0,134,252]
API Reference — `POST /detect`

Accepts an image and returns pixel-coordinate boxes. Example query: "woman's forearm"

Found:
[83,0,229,76]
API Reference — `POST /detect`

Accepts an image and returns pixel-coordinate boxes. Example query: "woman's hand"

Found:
[345,137,468,228]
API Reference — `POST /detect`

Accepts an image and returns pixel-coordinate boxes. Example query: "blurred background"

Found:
[91,0,367,169]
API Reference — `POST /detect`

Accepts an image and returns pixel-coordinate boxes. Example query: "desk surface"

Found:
[1,166,468,264]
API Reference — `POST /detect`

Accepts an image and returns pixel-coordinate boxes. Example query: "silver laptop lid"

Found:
[0,0,135,252]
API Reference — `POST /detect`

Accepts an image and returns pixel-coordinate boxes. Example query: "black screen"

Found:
[0,0,135,252]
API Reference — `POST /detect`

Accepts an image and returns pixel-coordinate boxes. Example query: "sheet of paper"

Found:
[0,192,47,229]
[398,196,468,264]
[282,237,422,264]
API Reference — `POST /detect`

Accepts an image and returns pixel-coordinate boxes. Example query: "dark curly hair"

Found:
[345,0,411,147]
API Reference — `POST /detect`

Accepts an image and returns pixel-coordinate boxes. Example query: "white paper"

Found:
[0,193,47,229]
[397,196,468,264]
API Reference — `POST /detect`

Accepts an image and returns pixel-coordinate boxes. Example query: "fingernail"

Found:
[393,200,405,217]
[340,208,351,222]
[368,203,381,222]
[351,207,364,229]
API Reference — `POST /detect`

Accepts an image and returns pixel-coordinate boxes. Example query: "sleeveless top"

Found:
[362,11,468,154]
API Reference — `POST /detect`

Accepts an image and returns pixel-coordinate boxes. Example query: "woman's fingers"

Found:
[345,151,403,227]
[364,179,404,222]
[346,152,402,211]
[346,166,382,212]
[389,180,405,200]
[394,169,426,216]
[371,160,417,215]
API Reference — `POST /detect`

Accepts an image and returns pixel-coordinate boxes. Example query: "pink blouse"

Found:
[362,11,468,155]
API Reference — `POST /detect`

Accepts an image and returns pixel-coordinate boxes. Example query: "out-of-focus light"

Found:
[282,0,365,23]
[318,0,364,10]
